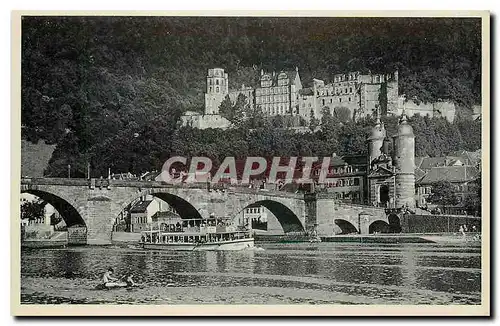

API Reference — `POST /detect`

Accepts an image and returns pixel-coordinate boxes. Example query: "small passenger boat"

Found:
[140,216,254,251]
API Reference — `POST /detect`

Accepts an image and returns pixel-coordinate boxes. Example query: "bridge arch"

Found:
[334,219,358,234]
[115,188,204,225]
[21,189,86,228]
[368,220,391,234]
[240,199,305,233]
[21,189,88,245]
[388,213,402,233]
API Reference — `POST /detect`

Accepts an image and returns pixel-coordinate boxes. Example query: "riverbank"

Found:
[21,239,67,249]
[21,231,68,248]
[256,232,481,245]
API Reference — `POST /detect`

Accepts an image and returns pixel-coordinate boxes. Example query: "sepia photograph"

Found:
[11,11,489,316]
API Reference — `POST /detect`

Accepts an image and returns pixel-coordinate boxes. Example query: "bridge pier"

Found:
[305,193,335,235]
[85,198,115,245]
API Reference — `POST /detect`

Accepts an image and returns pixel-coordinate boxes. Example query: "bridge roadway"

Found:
[20,177,388,245]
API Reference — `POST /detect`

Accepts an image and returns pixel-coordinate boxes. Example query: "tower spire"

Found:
[374,105,381,126]
[400,101,408,123]
[400,108,408,124]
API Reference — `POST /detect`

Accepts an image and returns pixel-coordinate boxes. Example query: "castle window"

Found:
[349,87,352,93]
[330,99,333,103]
[349,97,351,102]
[216,86,219,93]
[216,80,219,85]
[339,98,342,102]
[209,87,212,92]
[322,99,325,105]
[354,178,360,186]
[210,80,213,85]
[345,88,347,93]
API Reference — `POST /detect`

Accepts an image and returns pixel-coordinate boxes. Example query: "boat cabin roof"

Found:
[141,230,246,236]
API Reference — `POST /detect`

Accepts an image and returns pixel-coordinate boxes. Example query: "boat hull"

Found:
[142,238,254,251]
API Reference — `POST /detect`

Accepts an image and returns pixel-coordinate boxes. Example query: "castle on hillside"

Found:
[180,67,456,129]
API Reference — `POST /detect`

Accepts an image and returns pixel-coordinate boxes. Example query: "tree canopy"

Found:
[427,181,460,207]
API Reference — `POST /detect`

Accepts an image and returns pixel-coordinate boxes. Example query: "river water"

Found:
[20,242,481,305]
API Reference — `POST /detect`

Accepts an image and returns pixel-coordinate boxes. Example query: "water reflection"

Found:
[20,242,481,305]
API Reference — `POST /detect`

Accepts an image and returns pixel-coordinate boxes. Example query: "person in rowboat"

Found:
[102,267,122,288]
[125,273,136,287]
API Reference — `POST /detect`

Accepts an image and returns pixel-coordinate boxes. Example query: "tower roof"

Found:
[368,118,386,141]
[395,111,414,137]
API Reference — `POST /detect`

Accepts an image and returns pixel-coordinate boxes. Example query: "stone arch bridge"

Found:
[20,178,389,245]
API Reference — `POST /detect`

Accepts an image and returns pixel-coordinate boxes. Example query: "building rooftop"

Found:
[260,69,300,87]
[447,149,482,166]
[152,211,180,220]
[343,155,368,166]
[130,200,153,213]
[414,167,426,181]
[416,156,465,170]
[417,166,479,184]
[299,87,314,96]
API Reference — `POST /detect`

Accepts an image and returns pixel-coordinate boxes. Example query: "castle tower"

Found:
[367,111,386,165]
[204,68,229,114]
[392,112,415,208]
[386,70,399,115]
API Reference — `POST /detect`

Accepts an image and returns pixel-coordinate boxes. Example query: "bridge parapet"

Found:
[21,177,89,186]
[228,187,304,199]
[21,177,306,200]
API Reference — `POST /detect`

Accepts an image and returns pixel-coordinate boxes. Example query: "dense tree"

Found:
[333,106,352,123]
[427,181,460,209]
[463,173,481,216]
[50,213,63,226]
[218,95,233,121]
[309,109,319,132]
[21,199,46,221]
[232,94,248,127]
